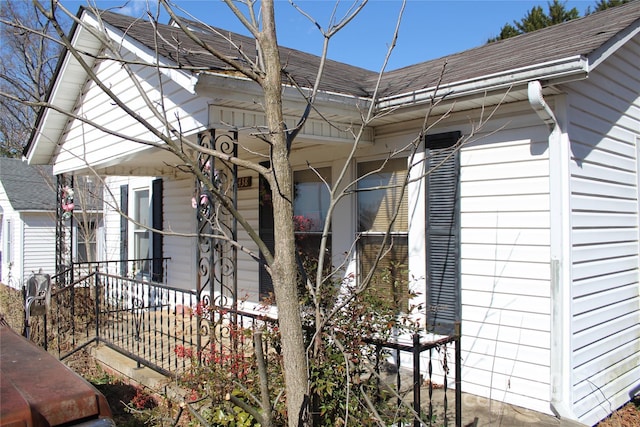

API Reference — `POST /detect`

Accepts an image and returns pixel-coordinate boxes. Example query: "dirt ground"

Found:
[65,349,192,426]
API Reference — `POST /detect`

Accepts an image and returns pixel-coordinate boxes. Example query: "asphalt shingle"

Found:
[95,1,640,100]
[0,158,56,211]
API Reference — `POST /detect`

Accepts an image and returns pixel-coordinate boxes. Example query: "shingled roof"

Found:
[97,9,377,98]
[96,1,640,100]
[0,158,55,211]
[377,0,640,98]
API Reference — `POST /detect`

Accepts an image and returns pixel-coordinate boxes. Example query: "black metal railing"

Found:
[68,258,171,284]
[36,272,460,426]
[369,331,461,427]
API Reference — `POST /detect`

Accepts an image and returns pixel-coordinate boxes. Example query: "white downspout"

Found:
[528,81,578,421]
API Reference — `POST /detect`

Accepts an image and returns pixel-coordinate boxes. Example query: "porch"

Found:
[39,127,467,425]
[32,261,463,427]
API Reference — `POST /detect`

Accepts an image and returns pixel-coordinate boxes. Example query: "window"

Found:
[133,189,150,275]
[357,158,408,310]
[294,167,331,269]
[259,167,332,300]
[77,220,97,263]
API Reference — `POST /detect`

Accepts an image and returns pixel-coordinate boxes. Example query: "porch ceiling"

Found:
[70,126,351,178]
[74,146,191,178]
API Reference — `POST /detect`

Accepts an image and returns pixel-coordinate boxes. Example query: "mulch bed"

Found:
[596,395,640,427]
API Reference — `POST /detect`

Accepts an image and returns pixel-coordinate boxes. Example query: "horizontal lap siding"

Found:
[0,185,19,285]
[22,213,56,278]
[56,52,207,174]
[567,38,640,426]
[459,122,552,413]
[236,172,259,302]
[163,179,196,292]
[103,178,126,271]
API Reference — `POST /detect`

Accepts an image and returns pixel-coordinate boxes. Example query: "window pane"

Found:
[77,220,97,263]
[294,168,330,232]
[134,190,149,229]
[357,158,408,233]
[293,168,332,284]
[133,189,150,274]
[358,235,408,310]
[135,232,150,274]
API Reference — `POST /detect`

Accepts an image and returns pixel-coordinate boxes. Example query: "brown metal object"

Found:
[0,322,114,426]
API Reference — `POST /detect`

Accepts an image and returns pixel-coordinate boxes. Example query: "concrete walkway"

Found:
[458,392,587,426]
[88,344,588,427]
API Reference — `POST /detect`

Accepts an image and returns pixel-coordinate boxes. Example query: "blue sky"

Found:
[66,0,597,71]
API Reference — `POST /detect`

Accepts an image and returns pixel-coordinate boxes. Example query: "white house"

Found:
[25,3,640,425]
[0,158,57,287]
[0,158,104,286]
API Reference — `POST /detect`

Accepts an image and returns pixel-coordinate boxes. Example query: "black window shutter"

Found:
[425,131,461,335]
[258,166,274,300]
[151,178,163,282]
[120,184,129,276]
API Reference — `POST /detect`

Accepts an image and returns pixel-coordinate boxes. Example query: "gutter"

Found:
[378,56,588,110]
[528,81,578,422]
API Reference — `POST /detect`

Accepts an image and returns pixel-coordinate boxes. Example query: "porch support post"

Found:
[56,174,74,286]
[195,128,239,354]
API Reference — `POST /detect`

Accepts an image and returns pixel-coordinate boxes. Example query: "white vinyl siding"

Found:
[458,121,552,414]
[54,50,207,175]
[22,213,56,279]
[236,172,260,303]
[566,38,640,426]
[162,178,197,291]
[102,177,127,270]
[373,108,554,412]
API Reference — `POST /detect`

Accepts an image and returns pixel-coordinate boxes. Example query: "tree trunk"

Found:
[259,1,309,425]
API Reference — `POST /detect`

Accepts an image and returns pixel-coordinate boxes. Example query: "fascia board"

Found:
[376,56,589,111]
[27,15,101,166]
[16,209,56,213]
[587,19,640,71]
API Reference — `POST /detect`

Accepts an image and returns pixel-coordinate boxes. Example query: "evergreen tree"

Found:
[587,0,632,14]
[488,0,600,43]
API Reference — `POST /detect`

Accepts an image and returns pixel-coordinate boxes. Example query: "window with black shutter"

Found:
[425,131,461,335]
[258,167,332,301]
[258,167,274,300]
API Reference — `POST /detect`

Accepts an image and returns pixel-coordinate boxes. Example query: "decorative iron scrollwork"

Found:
[56,174,74,283]
[195,128,239,357]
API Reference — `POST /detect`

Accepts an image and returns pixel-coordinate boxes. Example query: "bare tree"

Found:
[0,1,61,157]
[1,1,500,424]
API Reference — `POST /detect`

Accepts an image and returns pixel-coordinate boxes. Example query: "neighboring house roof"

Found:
[0,158,55,211]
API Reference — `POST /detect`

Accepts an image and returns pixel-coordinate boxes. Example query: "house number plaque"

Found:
[237,176,252,189]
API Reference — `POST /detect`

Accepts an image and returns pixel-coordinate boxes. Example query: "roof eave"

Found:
[25,8,102,167]
[376,56,589,111]
[587,17,640,70]
[16,208,56,213]
[26,8,198,167]
[196,72,372,120]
